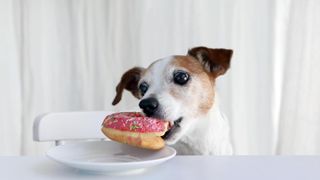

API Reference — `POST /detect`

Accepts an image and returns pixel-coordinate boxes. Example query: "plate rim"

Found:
[46,141,176,167]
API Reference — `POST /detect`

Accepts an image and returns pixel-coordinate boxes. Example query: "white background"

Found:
[0,0,319,155]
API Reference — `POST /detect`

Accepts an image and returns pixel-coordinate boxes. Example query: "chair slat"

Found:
[33,111,112,142]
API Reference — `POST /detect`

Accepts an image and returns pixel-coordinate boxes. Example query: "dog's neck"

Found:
[171,94,233,155]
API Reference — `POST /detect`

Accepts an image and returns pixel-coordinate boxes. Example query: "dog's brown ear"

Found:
[188,46,233,77]
[112,67,145,105]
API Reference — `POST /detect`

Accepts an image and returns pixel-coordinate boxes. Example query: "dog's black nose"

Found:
[139,97,159,116]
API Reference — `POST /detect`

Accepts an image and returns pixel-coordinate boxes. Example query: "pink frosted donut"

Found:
[101,112,168,150]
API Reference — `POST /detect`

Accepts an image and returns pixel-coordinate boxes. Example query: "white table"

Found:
[1,156,319,180]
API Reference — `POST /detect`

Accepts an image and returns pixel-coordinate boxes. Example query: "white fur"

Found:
[142,56,172,94]
[171,95,233,155]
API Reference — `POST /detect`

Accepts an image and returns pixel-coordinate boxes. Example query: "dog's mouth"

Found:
[162,117,183,140]
[142,111,183,140]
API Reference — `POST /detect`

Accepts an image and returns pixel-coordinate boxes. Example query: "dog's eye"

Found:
[173,71,190,85]
[139,82,149,96]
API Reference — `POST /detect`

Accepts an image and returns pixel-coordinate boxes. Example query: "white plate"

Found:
[46,141,176,174]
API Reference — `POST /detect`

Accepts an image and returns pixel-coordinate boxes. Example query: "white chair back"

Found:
[33,111,112,145]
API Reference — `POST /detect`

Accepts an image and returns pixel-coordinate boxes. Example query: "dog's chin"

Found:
[163,130,183,145]
[161,117,183,145]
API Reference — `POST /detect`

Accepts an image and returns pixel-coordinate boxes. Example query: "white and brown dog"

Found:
[112,46,233,155]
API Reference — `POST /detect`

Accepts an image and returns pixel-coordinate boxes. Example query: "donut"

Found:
[101,112,169,150]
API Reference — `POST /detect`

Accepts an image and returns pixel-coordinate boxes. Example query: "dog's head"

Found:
[112,46,233,144]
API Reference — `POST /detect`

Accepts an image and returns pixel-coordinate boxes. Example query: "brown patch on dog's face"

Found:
[170,56,215,115]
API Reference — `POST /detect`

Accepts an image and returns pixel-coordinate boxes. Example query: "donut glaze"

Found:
[102,112,168,133]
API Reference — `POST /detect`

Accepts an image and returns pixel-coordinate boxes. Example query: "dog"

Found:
[112,46,233,155]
